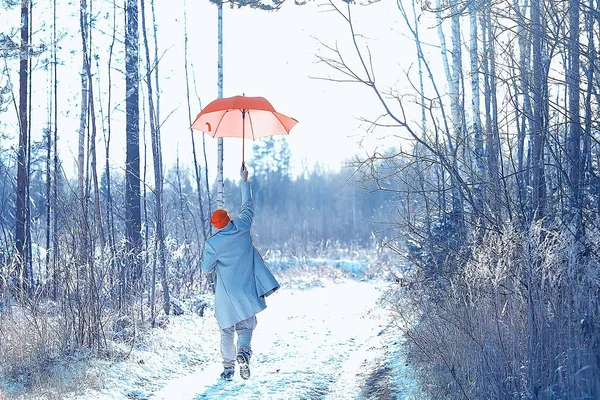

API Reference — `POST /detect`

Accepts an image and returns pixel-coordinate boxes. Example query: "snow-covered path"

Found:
[153,280,391,399]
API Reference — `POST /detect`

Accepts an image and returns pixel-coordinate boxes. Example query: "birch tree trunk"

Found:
[411,0,432,238]
[77,0,91,275]
[468,0,485,223]
[77,9,89,202]
[217,2,224,209]
[436,0,464,233]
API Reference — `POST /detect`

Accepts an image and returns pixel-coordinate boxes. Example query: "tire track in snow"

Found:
[152,280,390,400]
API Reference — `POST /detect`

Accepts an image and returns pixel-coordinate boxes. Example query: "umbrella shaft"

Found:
[242,110,246,163]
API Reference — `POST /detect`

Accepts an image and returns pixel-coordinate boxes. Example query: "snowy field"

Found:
[6,279,423,399]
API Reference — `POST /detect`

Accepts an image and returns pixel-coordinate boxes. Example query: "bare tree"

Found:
[481,0,501,222]
[217,2,224,208]
[77,0,89,202]
[184,0,208,244]
[530,0,547,220]
[318,0,600,397]
[140,0,169,320]
[15,0,31,294]
[566,0,581,236]
[52,0,59,300]
[125,0,142,294]
[468,0,485,225]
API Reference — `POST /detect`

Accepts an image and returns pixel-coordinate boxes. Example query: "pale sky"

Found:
[1,0,440,183]
[156,0,413,181]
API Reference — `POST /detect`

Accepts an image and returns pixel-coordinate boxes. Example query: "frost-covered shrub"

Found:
[397,222,600,399]
[0,298,97,396]
[189,295,213,317]
[404,215,468,289]
[112,315,135,342]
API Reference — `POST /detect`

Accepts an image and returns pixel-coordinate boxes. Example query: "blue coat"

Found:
[201,182,280,329]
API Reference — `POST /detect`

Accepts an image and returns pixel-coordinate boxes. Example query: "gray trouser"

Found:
[220,315,257,368]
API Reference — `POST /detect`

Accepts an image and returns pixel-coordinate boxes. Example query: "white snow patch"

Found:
[37,279,423,400]
[154,280,389,399]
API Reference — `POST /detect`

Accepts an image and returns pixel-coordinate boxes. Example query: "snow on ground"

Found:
[45,279,422,399]
[155,280,388,399]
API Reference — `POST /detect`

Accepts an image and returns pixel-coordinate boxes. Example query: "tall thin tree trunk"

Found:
[594,0,600,216]
[25,1,33,291]
[150,0,161,321]
[45,60,52,294]
[125,0,142,293]
[217,3,224,209]
[44,0,53,290]
[105,0,118,304]
[528,0,546,392]
[85,0,102,348]
[515,0,532,223]
[435,0,463,231]
[191,69,213,236]
[469,0,485,224]
[90,109,104,248]
[184,0,207,244]
[80,0,104,249]
[52,0,59,300]
[151,0,160,127]
[531,0,547,220]
[412,0,432,239]
[582,0,595,220]
[189,62,214,238]
[141,0,169,318]
[567,0,581,237]
[482,1,501,222]
[141,92,149,323]
[16,0,30,294]
[77,11,89,202]
[77,0,92,293]
[175,148,193,289]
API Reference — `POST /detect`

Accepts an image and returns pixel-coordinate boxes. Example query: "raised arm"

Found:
[238,163,254,229]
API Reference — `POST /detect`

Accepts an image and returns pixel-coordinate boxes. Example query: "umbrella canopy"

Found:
[190,95,298,162]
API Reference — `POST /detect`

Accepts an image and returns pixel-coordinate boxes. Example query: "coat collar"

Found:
[217,221,234,233]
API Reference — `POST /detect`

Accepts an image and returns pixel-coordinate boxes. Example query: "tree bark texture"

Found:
[16,0,31,293]
[125,0,142,290]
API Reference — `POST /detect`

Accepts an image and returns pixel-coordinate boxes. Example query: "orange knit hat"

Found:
[211,209,230,229]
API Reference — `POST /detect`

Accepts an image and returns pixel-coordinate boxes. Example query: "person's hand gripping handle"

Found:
[240,162,248,182]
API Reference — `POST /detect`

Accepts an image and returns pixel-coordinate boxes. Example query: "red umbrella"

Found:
[191,95,298,164]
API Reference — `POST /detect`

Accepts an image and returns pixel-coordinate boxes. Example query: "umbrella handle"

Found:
[241,161,248,181]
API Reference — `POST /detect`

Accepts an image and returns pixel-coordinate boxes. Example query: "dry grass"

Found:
[390,222,600,399]
[0,303,102,399]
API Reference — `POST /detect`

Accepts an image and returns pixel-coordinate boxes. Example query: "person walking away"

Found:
[201,164,279,380]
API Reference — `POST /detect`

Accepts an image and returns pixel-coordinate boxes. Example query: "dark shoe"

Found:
[237,348,251,380]
[220,366,234,380]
